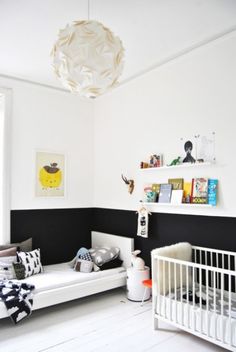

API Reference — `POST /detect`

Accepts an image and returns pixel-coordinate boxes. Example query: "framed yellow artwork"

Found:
[35,151,65,197]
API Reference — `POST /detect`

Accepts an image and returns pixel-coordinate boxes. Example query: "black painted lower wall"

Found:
[11,208,92,265]
[11,207,236,267]
[92,208,236,268]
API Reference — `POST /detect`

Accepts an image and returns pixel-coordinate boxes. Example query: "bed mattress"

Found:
[157,284,236,347]
[21,263,126,293]
[0,263,126,319]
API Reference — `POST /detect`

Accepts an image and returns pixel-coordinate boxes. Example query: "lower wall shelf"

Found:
[142,202,214,208]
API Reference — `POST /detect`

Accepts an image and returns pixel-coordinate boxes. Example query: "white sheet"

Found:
[0,263,126,319]
[21,263,126,293]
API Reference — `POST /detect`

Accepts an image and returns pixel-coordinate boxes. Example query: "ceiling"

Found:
[0,0,236,91]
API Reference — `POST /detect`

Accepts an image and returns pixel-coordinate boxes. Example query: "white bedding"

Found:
[0,263,126,319]
[21,263,126,293]
[157,285,236,347]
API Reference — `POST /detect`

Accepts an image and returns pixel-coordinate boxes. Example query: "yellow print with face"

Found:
[39,163,62,188]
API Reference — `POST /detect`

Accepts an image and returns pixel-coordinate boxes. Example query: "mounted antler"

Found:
[121,174,134,194]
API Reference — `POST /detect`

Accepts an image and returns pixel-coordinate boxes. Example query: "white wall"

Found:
[0,76,94,210]
[93,31,236,217]
[1,31,236,217]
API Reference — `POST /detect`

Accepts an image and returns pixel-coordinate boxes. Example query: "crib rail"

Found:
[152,248,236,352]
[193,246,236,291]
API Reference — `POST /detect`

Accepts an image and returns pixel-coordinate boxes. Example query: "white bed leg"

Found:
[153,317,159,330]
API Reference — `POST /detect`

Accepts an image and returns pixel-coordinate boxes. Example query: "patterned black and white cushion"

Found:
[0,256,16,280]
[17,249,43,278]
[89,247,120,266]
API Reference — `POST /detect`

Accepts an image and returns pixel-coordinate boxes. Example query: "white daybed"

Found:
[0,231,134,319]
[152,245,236,352]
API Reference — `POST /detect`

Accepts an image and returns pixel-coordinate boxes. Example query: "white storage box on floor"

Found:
[127,266,150,301]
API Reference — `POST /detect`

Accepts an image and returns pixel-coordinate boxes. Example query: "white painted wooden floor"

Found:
[0,288,227,352]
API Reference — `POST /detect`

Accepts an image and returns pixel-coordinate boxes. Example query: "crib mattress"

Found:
[157,284,236,347]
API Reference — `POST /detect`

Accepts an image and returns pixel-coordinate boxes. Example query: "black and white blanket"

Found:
[0,280,35,324]
[167,283,236,318]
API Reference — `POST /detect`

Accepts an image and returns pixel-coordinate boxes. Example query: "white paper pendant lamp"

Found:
[51,20,124,98]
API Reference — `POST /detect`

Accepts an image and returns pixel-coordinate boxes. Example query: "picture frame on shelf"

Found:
[195,132,216,163]
[179,136,196,164]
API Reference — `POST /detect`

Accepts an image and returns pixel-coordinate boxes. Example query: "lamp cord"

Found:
[88,0,90,20]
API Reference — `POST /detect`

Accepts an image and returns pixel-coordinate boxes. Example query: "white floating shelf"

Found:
[139,162,213,171]
[141,202,214,208]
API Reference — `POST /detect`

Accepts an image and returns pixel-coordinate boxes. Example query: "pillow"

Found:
[0,238,32,252]
[99,257,123,271]
[17,249,43,278]
[0,247,17,257]
[0,256,16,280]
[151,242,192,295]
[89,247,120,266]
[13,262,26,280]
[74,259,93,273]
[77,247,93,262]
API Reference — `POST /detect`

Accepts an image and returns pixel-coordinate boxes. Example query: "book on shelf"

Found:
[152,183,160,193]
[208,179,218,206]
[171,190,184,205]
[168,178,184,190]
[151,184,160,201]
[143,185,157,202]
[183,181,192,203]
[191,178,208,204]
[158,184,172,203]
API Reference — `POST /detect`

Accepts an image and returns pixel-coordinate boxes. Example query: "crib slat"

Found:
[174,262,177,324]
[185,265,189,328]
[216,253,219,289]
[229,273,232,347]
[157,258,161,318]
[193,266,196,332]
[163,260,166,318]
[228,254,231,271]
[234,256,236,294]
[168,261,172,321]
[214,271,217,339]
[199,268,202,334]
[180,264,183,326]
[210,251,213,288]
[206,268,209,337]
[221,272,224,344]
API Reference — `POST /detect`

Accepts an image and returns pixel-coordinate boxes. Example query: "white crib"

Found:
[152,245,236,352]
